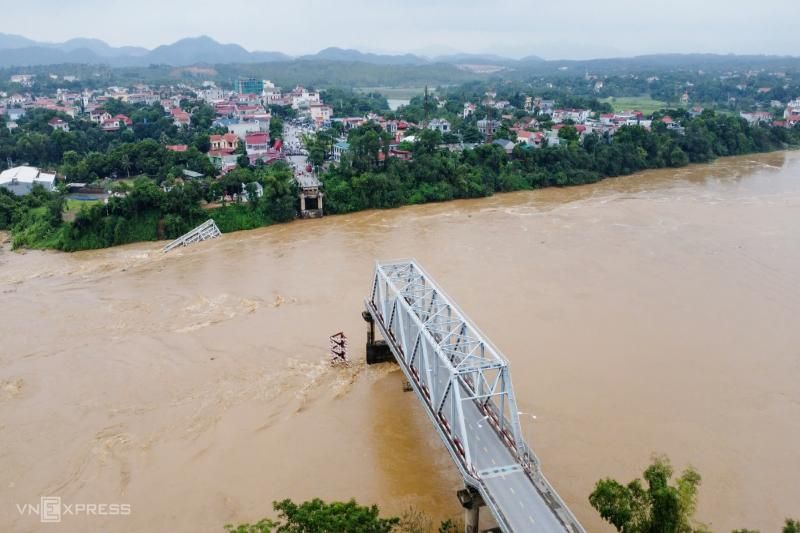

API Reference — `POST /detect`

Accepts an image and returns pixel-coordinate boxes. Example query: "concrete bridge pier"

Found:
[457,487,485,533]
[362,310,394,365]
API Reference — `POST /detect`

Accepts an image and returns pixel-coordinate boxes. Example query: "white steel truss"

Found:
[365,260,585,533]
[368,260,527,475]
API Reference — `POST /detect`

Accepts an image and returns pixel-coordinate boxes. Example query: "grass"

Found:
[63,198,102,223]
[601,96,669,114]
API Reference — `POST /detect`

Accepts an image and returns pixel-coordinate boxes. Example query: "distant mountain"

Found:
[145,36,290,66]
[0,33,39,49]
[57,38,148,57]
[300,47,428,65]
[0,34,291,67]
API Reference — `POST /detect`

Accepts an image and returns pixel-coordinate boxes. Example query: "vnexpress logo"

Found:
[16,496,131,523]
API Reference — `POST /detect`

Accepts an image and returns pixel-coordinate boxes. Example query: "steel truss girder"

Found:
[366,260,586,533]
[368,261,526,474]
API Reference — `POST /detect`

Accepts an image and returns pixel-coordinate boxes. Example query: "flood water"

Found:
[1,151,799,532]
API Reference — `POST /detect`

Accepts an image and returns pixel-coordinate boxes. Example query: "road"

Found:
[282,121,312,179]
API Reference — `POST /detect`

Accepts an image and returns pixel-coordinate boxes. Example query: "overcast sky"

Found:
[3,0,799,59]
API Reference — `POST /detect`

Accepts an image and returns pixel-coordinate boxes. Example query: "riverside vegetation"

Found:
[223,457,798,533]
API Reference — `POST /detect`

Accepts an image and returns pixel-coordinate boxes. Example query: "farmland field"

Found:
[601,96,669,114]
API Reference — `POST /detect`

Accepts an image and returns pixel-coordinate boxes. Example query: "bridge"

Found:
[162,219,221,253]
[363,260,584,533]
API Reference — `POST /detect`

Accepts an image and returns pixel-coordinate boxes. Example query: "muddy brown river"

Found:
[1,151,799,532]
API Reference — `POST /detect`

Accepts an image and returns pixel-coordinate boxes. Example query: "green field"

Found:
[601,96,669,114]
[63,198,102,222]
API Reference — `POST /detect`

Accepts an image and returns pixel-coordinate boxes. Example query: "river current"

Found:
[1,151,798,532]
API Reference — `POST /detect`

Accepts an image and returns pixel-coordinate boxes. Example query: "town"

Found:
[2,63,800,251]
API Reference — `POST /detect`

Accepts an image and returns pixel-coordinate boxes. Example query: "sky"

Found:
[3,0,799,60]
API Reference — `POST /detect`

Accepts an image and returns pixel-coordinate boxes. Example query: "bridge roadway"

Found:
[365,260,584,532]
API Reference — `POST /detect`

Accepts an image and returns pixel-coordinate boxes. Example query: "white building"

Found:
[428,118,451,134]
[0,166,57,195]
[309,104,333,123]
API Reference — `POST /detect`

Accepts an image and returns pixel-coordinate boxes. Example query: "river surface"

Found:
[1,151,799,532]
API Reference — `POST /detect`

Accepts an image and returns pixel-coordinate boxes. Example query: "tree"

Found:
[784,519,800,533]
[589,455,707,533]
[225,498,399,533]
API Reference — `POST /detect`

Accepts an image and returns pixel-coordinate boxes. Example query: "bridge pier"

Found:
[457,487,485,533]
[362,310,394,365]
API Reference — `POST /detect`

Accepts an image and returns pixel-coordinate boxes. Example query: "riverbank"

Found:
[6,113,800,251]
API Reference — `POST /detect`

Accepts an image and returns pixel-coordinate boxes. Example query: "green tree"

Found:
[589,455,706,533]
[225,498,399,533]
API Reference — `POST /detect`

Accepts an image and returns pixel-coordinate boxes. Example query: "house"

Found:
[463,103,477,119]
[309,104,333,124]
[228,122,261,140]
[289,86,320,109]
[208,151,239,173]
[240,182,264,202]
[6,108,25,121]
[182,169,203,180]
[101,118,122,131]
[6,121,18,132]
[739,111,772,125]
[248,148,284,166]
[90,110,112,123]
[210,133,239,153]
[10,74,34,86]
[689,106,705,118]
[48,118,69,132]
[515,130,536,146]
[113,114,132,126]
[783,98,800,120]
[171,108,191,127]
[166,145,189,152]
[332,117,366,130]
[544,130,561,147]
[428,118,451,134]
[245,132,270,155]
[552,108,590,124]
[332,141,350,162]
[0,166,57,195]
[492,139,515,155]
[477,119,500,137]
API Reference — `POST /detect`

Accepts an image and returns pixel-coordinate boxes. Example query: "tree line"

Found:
[318,110,800,215]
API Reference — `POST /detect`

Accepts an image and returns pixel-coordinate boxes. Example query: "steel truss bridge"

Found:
[364,260,584,533]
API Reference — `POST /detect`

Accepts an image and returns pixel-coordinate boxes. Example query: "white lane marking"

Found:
[483,446,488,453]
[509,487,515,495]
[491,458,496,465]
[529,516,535,524]
[519,500,524,508]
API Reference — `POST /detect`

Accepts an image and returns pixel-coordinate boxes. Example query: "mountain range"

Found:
[0,34,540,68]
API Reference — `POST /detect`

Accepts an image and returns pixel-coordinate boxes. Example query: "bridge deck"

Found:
[366,260,583,532]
